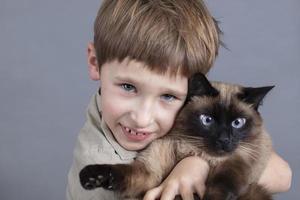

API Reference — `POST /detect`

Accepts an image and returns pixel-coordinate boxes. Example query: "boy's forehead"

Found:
[108,58,186,79]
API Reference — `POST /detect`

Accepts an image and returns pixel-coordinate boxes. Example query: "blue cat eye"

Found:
[231,118,246,129]
[200,114,214,126]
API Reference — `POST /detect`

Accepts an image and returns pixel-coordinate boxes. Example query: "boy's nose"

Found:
[130,101,154,128]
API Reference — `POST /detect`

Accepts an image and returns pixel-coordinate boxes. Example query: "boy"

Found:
[66,1,291,200]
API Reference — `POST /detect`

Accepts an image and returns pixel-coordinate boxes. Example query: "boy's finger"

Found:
[143,186,162,200]
[160,184,178,200]
[194,183,206,199]
[179,187,194,200]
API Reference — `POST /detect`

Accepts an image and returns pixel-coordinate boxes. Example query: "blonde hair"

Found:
[93,0,221,77]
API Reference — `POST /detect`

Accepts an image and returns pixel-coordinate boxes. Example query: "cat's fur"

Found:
[79,73,274,200]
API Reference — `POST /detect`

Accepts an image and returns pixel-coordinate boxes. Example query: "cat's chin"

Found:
[210,150,233,158]
[204,145,236,157]
[200,145,241,165]
[201,151,232,165]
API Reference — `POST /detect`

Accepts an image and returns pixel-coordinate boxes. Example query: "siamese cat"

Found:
[79,73,273,200]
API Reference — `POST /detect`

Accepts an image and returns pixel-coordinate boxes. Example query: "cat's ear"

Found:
[186,73,219,102]
[238,86,274,110]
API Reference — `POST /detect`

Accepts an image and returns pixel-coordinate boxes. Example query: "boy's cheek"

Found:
[101,103,126,123]
[157,110,179,136]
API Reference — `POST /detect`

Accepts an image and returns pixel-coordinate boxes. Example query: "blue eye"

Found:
[161,94,176,102]
[200,114,214,126]
[121,83,136,92]
[231,118,246,129]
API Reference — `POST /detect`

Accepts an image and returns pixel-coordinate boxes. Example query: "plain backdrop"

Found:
[0,0,299,199]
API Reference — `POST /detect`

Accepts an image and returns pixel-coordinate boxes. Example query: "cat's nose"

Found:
[216,138,232,152]
[217,138,230,145]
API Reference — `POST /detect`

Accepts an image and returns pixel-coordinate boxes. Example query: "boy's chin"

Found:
[119,140,152,151]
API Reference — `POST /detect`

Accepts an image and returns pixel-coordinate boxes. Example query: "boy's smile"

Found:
[98,58,187,151]
[120,124,151,142]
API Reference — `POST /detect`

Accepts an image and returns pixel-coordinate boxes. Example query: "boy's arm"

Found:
[258,151,292,193]
[144,151,292,200]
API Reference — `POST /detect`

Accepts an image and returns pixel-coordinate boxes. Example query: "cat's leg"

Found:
[79,139,181,198]
[80,161,151,198]
[203,157,250,200]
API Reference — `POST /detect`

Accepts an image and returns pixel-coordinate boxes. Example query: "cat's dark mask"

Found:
[186,73,274,111]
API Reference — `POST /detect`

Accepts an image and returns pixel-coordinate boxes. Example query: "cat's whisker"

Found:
[240,142,260,149]
[173,134,203,139]
[170,134,206,148]
[240,149,257,159]
[240,143,258,151]
[239,145,259,160]
[239,144,257,152]
[241,147,260,158]
[240,143,261,155]
[239,144,257,153]
[239,149,257,161]
[240,141,258,146]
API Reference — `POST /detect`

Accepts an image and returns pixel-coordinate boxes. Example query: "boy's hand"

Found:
[258,151,292,193]
[143,156,209,200]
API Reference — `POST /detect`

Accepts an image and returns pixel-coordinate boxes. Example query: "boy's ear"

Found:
[87,42,100,81]
[238,86,275,110]
[186,73,219,102]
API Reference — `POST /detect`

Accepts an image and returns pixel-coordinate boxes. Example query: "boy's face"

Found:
[99,59,187,151]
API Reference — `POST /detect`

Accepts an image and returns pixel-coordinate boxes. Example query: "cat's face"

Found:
[184,96,256,156]
[177,73,273,157]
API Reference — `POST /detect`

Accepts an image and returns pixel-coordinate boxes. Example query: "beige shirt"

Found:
[66,93,137,200]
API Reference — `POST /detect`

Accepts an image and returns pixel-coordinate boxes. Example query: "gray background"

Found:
[0,0,299,199]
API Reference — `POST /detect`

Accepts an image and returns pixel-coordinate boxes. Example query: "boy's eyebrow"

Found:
[115,76,138,85]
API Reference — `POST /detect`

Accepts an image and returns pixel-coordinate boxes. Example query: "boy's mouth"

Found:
[120,124,151,141]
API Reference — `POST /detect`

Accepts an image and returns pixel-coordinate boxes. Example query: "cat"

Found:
[79,73,274,200]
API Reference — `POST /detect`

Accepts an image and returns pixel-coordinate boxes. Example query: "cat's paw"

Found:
[79,164,123,191]
[224,192,237,200]
[203,187,237,200]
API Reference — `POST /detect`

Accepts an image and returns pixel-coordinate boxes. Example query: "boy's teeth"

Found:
[125,126,146,136]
